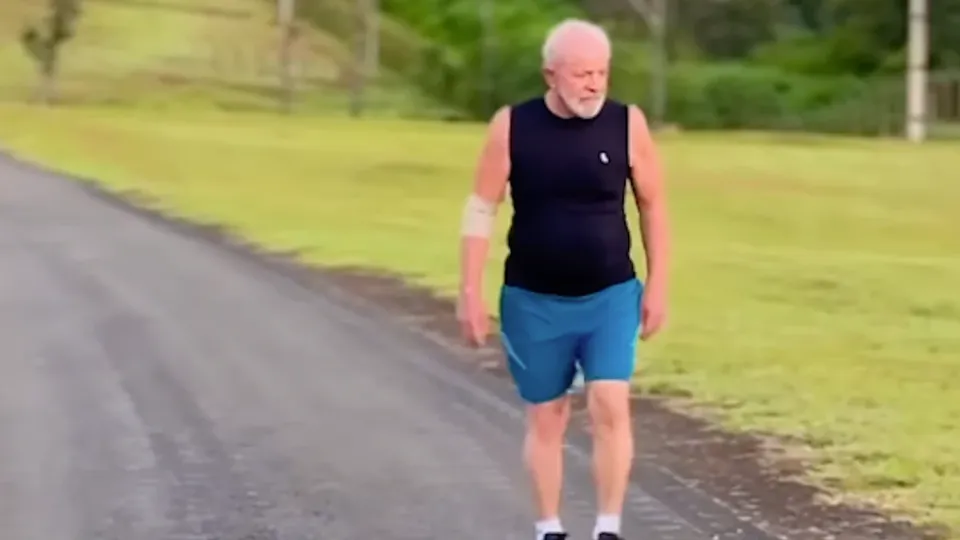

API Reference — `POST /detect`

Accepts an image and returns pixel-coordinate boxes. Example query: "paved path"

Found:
[0,155,764,540]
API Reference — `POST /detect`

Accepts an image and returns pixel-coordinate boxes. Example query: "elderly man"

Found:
[457,17,670,540]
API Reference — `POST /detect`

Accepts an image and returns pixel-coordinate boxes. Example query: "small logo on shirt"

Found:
[599,151,609,164]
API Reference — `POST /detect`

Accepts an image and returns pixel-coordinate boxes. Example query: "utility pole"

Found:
[349,0,376,117]
[365,0,379,80]
[649,0,666,129]
[278,0,296,114]
[906,0,928,142]
[625,0,667,129]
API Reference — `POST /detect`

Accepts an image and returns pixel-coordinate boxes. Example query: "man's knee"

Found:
[586,381,632,433]
[526,396,571,442]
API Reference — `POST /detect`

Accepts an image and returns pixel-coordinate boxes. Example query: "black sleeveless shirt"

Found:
[503,96,636,297]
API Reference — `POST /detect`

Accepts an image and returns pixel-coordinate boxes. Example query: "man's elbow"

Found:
[645,195,667,216]
[636,186,665,214]
[638,192,669,242]
[461,192,499,240]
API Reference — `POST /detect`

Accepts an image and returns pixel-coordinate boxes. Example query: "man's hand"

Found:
[457,105,511,348]
[640,282,666,340]
[457,290,490,347]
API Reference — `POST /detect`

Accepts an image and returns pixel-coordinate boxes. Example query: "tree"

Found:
[21,0,82,104]
[688,0,780,60]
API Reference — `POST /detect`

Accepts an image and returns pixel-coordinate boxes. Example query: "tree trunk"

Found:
[37,52,59,105]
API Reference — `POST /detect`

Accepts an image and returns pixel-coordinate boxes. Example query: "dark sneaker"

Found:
[597,534,623,540]
[542,534,568,540]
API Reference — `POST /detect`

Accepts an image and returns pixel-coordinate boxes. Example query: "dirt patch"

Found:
[65,178,948,540]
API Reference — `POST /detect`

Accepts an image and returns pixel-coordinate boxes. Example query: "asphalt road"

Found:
[0,154,747,540]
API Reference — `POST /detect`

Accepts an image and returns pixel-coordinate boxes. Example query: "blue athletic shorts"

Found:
[498,278,643,404]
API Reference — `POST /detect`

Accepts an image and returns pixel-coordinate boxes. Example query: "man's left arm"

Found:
[627,105,670,339]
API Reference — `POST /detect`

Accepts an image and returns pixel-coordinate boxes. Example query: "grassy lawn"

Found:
[3,0,960,536]
[2,0,221,101]
[1,103,959,534]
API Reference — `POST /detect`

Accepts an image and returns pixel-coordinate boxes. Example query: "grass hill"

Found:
[0,0,446,115]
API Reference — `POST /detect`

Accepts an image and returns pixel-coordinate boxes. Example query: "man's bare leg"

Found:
[587,381,634,538]
[525,395,571,538]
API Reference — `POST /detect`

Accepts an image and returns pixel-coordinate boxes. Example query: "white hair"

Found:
[541,18,612,68]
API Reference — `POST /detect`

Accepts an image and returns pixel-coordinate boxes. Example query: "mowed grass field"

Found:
[1,104,959,534]
[3,0,960,536]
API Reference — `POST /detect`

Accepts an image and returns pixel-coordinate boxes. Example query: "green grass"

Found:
[2,0,960,535]
[1,102,959,535]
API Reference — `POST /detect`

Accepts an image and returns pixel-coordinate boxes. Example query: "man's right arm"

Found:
[458,106,511,317]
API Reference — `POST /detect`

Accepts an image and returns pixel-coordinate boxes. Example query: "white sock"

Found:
[535,517,563,539]
[593,514,621,538]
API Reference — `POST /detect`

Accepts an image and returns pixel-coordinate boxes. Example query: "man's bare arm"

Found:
[627,105,670,292]
[459,106,511,310]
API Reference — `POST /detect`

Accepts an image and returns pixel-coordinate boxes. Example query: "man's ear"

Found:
[542,67,555,88]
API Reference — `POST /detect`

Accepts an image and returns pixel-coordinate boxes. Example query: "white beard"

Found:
[559,90,605,119]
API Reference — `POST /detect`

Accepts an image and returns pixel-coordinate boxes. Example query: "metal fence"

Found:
[2,0,344,112]
[3,0,959,139]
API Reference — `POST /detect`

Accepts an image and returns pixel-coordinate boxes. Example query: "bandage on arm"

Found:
[627,105,670,290]
[461,193,499,239]
[459,106,511,312]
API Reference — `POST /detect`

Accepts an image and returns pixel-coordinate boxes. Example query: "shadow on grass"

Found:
[0,70,446,118]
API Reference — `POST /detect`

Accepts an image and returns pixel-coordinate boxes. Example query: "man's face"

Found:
[545,51,610,119]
